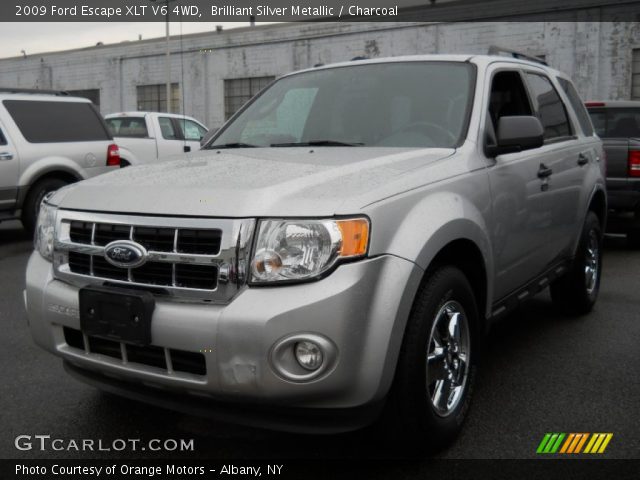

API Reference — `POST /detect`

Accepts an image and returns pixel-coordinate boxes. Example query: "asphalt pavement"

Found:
[0,219,638,463]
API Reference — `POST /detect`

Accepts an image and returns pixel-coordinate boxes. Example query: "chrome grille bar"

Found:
[53,210,255,303]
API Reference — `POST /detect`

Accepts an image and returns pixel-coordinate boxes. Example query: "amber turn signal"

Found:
[337,218,369,257]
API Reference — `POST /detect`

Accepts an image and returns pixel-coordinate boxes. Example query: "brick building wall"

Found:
[0,21,638,130]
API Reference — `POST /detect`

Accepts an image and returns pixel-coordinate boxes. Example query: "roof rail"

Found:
[487,46,548,66]
[0,88,69,96]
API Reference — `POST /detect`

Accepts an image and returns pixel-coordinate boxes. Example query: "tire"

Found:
[120,159,131,168]
[385,266,479,451]
[550,211,602,315]
[21,177,69,234]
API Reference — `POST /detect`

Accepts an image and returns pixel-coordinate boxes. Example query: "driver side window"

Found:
[486,70,534,147]
[488,71,533,130]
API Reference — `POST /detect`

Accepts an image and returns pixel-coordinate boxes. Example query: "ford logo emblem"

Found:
[104,240,148,269]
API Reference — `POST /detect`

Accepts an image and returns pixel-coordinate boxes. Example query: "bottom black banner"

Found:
[1,459,639,480]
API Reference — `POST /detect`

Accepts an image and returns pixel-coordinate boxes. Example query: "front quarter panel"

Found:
[365,166,494,318]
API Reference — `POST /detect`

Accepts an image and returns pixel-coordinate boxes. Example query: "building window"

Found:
[224,76,274,119]
[67,89,100,109]
[136,83,180,113]
[632,49,640,100]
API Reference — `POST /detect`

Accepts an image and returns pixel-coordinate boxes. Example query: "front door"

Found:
[484,68,557,299]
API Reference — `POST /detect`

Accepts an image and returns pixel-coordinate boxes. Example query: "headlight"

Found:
[34,201,57,262]
[250,217,369,284]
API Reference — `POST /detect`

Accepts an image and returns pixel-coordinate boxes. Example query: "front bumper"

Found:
[25,251,422,428]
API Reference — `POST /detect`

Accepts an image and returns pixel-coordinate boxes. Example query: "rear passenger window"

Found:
[3,100,110,143]
[0,128,6,146]
[557,78,594,136]
[158,117,177,140]
[525,73,572,141]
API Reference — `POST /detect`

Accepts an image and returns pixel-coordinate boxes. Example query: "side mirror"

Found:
[487,116,544,156]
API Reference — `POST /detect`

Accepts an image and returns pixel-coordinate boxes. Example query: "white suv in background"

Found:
[0,89,119,232]
[104,112,208,167]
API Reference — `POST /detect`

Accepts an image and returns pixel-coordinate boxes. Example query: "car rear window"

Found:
[587,108,640,138]
[3,100,110,143]
[105,117,148,138]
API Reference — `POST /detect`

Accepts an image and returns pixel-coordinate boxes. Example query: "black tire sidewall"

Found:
[22,178,68,233]
[550,212,603,314]
[393,266,480,446]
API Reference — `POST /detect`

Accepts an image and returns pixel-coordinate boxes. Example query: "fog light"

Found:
[294,341,324,371]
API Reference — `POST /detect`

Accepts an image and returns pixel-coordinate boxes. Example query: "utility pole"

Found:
[165,0,171,112]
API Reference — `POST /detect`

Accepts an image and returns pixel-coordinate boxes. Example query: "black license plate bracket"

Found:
[79,286,155,346]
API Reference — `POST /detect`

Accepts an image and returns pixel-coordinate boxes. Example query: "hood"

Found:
[51,147,455,217]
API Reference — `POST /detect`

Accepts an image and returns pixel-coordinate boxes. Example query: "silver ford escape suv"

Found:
[0,89,119,233]
[24,50,606,448]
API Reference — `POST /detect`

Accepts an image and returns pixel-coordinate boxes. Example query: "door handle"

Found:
[538,163,553,179]
[578,153,589,166]
[0,152,13,161]
[183,145,191,153]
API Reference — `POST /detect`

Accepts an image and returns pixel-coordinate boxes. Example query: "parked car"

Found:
[25,50,605,448]
[586,101,640,245]
[0,89,119,232]
[104,112,208,167]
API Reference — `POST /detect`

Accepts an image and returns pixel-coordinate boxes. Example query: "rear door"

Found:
[0,120,19,211]
[522,71,586,261]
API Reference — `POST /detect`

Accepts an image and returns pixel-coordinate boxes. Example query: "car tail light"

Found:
[107,144,120,167]
[629,150,640,177]
[585,101,606,108]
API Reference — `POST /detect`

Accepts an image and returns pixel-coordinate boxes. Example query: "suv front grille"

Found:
[69,221,222,255]
[63,326,206,376]
[54,212,255,303]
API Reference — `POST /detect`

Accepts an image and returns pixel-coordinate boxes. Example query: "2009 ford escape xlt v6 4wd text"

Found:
[25,51,606,448]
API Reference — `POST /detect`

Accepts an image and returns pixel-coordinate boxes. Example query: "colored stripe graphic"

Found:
[574,433,589,453]
[538,433,613,454]
[584,433,613,454]
[559,433,575,453]
[536,433,565,454]
[537,433,552,453]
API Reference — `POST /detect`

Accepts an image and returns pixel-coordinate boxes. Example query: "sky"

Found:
[0,22,256,59]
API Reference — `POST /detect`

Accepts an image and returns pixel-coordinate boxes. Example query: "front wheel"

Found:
[386,266,479,450]
[21,177,69,234]
[550,211,602,315]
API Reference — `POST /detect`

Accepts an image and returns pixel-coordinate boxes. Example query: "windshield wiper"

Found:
[205,142,257,149]
[270,140,364,147]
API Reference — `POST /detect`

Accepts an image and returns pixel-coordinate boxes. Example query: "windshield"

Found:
[208,62,475,149]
